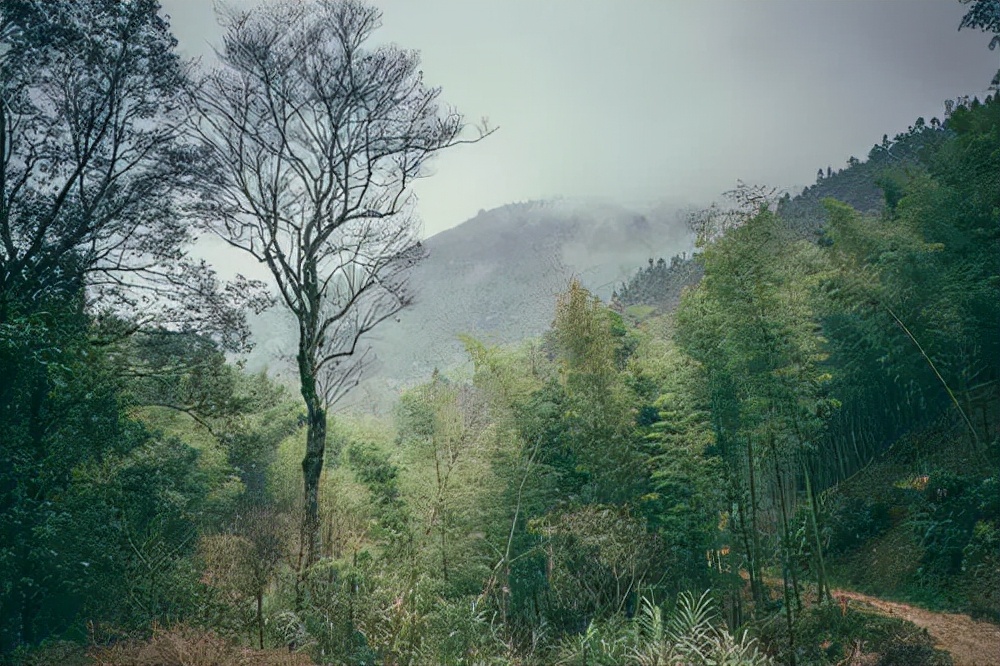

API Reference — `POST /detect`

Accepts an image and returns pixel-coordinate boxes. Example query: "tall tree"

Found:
[550,279,644,504]
[677,206,836,609]
[189,0,492,567]
[0,0,252,343]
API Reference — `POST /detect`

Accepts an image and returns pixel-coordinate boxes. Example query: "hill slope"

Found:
[247,198,694,405]
[363,199,693,393]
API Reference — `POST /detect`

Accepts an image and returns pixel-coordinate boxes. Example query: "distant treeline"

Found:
[614,253,704,313]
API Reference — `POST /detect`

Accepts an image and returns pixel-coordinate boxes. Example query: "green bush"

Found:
[7,640,90,666]
[762,600,951,666]
[824,495,893,555]
[911,473,996,583]
[554,591,772,666]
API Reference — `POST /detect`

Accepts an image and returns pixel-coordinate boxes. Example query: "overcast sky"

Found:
[161,0,997,238]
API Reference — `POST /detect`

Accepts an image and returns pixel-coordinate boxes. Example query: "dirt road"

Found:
[835,589,1000,666]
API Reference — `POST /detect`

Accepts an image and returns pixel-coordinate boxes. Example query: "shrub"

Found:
[824,495,893,556]
[912,473,994,582]
[554,591,772,666]
[877,640,950,666]
[89,625,314,666]
[763,600,951,666]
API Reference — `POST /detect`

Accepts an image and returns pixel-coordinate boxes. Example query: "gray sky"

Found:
[161,0,997,238]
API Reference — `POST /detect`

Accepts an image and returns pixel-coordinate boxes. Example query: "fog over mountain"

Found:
[165,0,996,409]
[246,197,693,408]
[161,0,993,239]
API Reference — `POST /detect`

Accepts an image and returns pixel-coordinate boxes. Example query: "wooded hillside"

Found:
[2,1,998,665]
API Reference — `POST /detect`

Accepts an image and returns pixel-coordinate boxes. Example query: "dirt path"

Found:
[834,589,1000,666]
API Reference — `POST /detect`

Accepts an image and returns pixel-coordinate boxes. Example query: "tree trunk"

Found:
[773,444,802,611]
[257,590,264,650]
[772,444,797,665]
[746,437,764,607]
[298,351,327,572]
[803,463,830,602]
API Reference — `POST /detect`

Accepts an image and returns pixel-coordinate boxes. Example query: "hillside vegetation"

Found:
[3,1,1000,664]
[6,93,998,665]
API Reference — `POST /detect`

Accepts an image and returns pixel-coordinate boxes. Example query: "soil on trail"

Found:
[834,588,1000,666]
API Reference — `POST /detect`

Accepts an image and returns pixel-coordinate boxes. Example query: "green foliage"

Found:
[0,278,300,657]
[555,615,633,666]
[5,17,1000,666]
[6,640,90,666]
[182,94,1000,662]
[530,505,664,624]
[819,99,1000,451]
[963,517,1000,576]
[644,343,730,592]
[822,495,893,556]
[909,473,997,583]
[762,600,951,666]
[809,102,1000,621]
[346,442,410,546]
[959,0,1000,49]
[554,591,772,666]
[550,280,647,504]
[675,204,839,605]
[0,293,203,649]
[89,624,315,666]
[818,416,1000,623]
[395,377,501,596]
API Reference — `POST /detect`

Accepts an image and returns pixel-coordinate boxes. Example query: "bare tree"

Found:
[189,0,492,567]
[0,0,256,345]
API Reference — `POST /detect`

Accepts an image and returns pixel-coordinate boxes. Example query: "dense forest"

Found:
[1,1,999,665]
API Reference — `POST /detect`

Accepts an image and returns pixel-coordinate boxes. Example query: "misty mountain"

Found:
[246,120,937,409]
[247,198,693,408]
[364,199,692,393]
